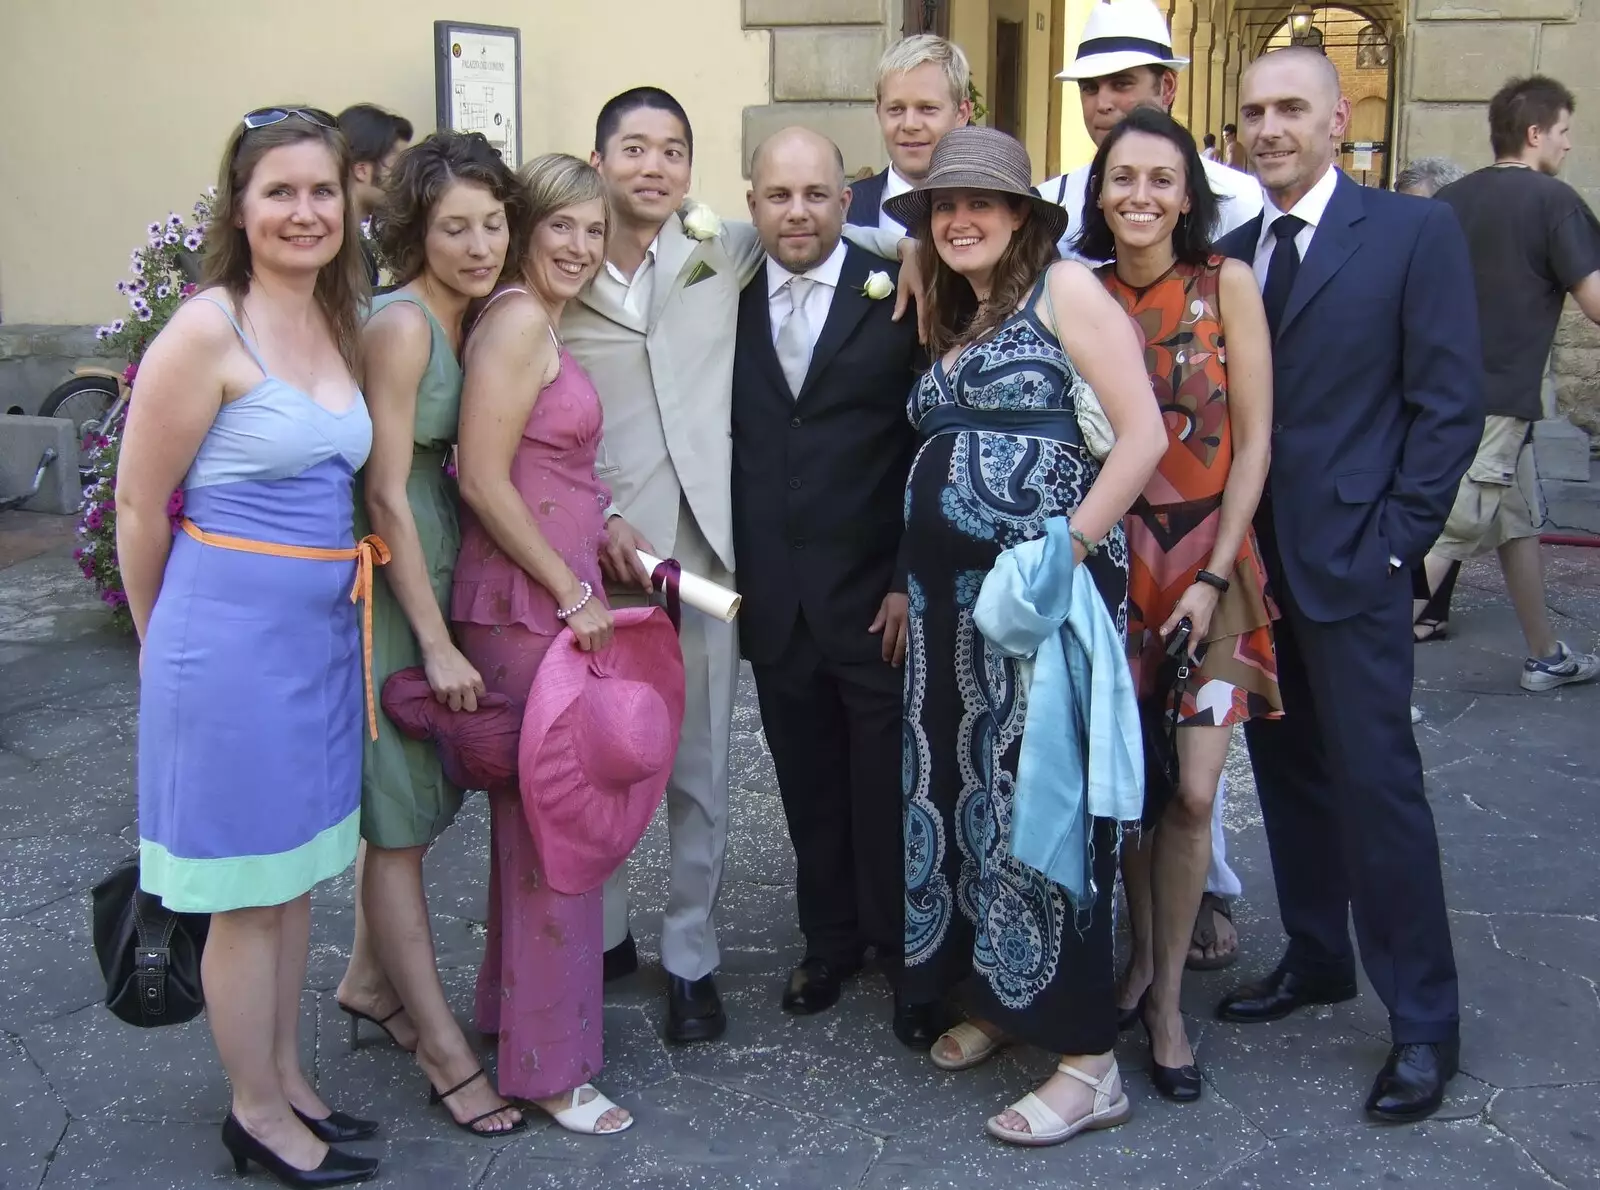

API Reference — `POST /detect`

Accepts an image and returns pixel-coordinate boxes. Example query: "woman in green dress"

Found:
[333,131,528,1136]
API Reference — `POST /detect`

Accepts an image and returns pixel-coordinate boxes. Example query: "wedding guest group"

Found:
[119,28,1518,1185]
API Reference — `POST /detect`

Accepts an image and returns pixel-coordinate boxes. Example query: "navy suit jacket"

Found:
[847,171,888,227]
[1216,171,1484,623]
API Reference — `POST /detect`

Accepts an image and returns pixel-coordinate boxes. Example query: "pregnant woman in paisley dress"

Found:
[883,126,1167,1146]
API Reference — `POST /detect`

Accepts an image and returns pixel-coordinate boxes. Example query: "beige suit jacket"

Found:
[564,212,902,573]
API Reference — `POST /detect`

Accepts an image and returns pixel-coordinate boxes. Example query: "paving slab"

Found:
[0,1035,70,1190]
[1490,1083,1600,1189]
[1218,1119,1558,1188]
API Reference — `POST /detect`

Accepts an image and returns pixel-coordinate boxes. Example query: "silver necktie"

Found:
[775,277,815,397]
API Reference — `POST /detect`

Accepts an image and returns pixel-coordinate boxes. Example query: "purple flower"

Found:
[183,231,204,251]
[163,230,180,246]
[147,222,162,237]
[155,284,171,300]
[110,319,124,333]
[168,213,183,228]
[85,508,103,531]
[131,258,144,276]
[135,307,153,323]
[94,328,108,341]
[101,589,129,610]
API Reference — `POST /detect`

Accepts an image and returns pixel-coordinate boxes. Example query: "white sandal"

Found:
[929,1021,1009,1071]
[984,1059,1131,1147]
[546,1084,634,1135]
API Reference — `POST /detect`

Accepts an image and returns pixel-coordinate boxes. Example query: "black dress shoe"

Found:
[1365,1040,1459,1122]
[221,1114,379,1187]
[292,1106,380,1143]
[781,957,856,1016]
[665,973,726,1044]
[603,932,639,982]
[891,996,947,1049]
[1216,968,1358,1023]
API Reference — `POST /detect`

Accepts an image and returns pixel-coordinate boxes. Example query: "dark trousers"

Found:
[1244,517,1460,1045]
[750,612,905,973]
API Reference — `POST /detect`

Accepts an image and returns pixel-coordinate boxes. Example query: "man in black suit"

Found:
[1214,48,1484,1121]
[847,35,972,230]
[733,126,934,1048]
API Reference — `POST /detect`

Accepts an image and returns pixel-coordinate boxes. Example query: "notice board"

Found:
[433,21,522,167]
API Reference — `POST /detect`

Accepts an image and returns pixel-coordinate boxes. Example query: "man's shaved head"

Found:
[750,126,847,190]
[747,126,852,273]
[1239,46,1350,209]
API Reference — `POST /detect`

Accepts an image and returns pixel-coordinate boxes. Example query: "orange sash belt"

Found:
[180,518,392,740]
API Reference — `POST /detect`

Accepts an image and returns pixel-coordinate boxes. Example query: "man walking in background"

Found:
[1423,75,1600,691]
[336,103,413,286]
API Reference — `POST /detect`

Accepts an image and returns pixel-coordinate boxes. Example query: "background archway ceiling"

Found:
[1233,0,1399,46]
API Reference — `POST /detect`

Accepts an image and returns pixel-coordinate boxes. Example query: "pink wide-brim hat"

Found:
[380,667,520,789]
[518,606,685,895]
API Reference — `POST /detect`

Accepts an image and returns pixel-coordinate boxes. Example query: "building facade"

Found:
[2,0,1596,427]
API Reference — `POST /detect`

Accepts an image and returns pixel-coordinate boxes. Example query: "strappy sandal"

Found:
[544,1084,634,1136]
[985,1059,1132,1147]
[337,1000,417,1053]
[1186,893,1239,972]
[427,1068,528,1137]
[929,1021,1010,1071]
[1413,618,1449,643]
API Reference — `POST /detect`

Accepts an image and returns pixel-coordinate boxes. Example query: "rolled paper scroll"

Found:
[636,550,742,622]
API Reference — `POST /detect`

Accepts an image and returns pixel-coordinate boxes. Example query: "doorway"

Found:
[992,18,1023,138]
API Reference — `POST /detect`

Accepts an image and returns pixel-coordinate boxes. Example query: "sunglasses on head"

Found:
[240,107,337,132]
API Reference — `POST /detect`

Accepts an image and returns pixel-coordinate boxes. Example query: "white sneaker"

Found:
[1410,705,1423,725]
[1521,642,1600,692]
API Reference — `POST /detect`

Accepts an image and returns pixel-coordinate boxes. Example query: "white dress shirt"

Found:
[1041,156,1264,264]
[878,167,915,234]
[1251,164,1339,289]
[766,238,848,350]
[596,235,660,318]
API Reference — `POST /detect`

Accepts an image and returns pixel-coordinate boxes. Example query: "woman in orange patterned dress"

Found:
[1076,107,1280,1103]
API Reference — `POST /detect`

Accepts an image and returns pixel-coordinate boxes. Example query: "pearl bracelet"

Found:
[555,581,594,621]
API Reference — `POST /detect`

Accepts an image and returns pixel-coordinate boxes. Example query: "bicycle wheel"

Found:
[39,375,120,455]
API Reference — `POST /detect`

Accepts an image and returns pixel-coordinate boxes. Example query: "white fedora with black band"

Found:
[1057,0,1189,81]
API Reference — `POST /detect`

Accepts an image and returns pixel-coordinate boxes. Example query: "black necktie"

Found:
[1262,214,1306,337]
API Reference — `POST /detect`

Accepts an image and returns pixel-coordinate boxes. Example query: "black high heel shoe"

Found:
[220,1114,379,1187]
[1140,998,1203,1103]
[292,1105,380,1144]
[336,1002,415,1053]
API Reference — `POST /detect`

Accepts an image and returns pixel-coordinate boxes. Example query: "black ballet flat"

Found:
[1141,999,1204,1103]
[292,1106,380,1144]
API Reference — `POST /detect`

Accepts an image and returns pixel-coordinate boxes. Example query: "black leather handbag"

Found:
[91,857,210,1028]
[1140,619,1197,830]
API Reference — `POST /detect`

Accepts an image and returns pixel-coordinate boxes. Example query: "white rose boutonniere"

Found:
[681,203,722,242]
[862,270,894,301]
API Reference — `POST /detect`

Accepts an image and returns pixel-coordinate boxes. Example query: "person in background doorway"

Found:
[1039,0,1260,973]
[850,35,974,231]
[1201,132,1220,161]
[337,103,414,286]
[1424,76,1600,691]
[1222,122,1246,171]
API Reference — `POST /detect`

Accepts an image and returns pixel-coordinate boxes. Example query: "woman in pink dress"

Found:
[452,152,651,1136]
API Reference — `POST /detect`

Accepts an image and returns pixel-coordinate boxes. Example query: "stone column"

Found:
[1210,36,1228,135]
[1401,0,1600,434]
[1221,28,1242,134]
[742,0,897,179]
[1189,18,1215,137]
[1169,0,1196,129]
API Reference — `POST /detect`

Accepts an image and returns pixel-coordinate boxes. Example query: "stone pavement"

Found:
[1,519,1598,1189]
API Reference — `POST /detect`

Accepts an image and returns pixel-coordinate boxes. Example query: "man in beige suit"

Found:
[567,87,916,1043]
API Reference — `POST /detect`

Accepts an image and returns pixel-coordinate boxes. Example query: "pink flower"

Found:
[181,283,197,297]
[123,362,138,385]
[85,508,104,532]
[165,490,185,518]
[101,589,129,609]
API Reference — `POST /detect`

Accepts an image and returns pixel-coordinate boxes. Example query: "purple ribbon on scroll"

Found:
[650,558,683,633]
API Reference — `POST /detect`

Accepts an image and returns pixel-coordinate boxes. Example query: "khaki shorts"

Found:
[1431,415,1545,561]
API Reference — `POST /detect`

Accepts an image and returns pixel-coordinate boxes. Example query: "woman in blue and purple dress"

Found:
[117,108,381,1187]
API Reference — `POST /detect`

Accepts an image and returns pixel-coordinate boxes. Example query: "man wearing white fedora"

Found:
[1042,0,1260,263]
[1040,0,1261,979]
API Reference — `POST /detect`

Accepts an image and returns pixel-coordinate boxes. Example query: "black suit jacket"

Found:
[847,171,889,228]
[732,243,922,666]
[1215,171,1484,623]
